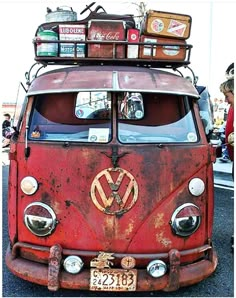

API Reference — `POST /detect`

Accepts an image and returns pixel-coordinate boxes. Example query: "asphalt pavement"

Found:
[213,157,234,188]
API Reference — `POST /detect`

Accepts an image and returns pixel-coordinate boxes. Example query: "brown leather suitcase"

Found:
[139,35,187,61]
[141,10,192,39]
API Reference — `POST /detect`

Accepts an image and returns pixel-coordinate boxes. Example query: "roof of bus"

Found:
[27,66,199,98]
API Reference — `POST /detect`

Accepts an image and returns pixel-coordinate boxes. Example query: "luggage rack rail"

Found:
[33,39,193,68]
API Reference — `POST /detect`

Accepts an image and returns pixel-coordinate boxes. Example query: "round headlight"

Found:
[21,176,38,195]
[189,178,205,196]
[147,260,167,278]
[170,203,201,237]
[24,202,57,236]
[63,256,84,274]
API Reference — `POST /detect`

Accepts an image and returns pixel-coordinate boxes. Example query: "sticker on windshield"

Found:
[88,128,109,143]
[75,109,84,118]
[187,132,197,142]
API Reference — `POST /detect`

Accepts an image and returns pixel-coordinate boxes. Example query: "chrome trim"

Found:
[24,202,57,236]
[170,203,201,237]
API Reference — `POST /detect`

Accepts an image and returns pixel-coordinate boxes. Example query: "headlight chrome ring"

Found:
[24,202,57,236]
[170,203,201,237]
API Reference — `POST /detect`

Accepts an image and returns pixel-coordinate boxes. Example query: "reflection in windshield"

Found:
[118,95,198,144]
[75,91,144,120]
[119,93,144,119]
[75,92,111,119]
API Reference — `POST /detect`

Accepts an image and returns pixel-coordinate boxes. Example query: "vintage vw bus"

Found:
[5,5,218,289]
[5,63,218,292]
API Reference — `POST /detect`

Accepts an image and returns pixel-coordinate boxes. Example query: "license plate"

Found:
[90,268,137,291]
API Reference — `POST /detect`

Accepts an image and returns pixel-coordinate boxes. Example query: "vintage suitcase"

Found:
[87,20,126,58]
[139,35,187,61]
[141,10,192,39]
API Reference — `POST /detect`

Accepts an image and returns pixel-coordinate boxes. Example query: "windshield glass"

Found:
[29,92,112,143]
[29,92,198,144]
[118,93,198,143]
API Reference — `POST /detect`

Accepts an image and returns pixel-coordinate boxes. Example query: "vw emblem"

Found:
[90,168,138,215]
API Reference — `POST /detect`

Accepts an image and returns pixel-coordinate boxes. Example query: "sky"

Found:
[0,0,235,104]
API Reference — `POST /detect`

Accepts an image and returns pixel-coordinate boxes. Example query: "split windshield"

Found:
[29,91,198,143]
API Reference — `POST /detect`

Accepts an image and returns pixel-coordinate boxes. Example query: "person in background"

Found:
[220,78,234,175]
[212,97,219,113]
[2,113,11,133]
[220,76,234,252]
[217,98,226,117]
[219,121,230,163]
[2,113,13,148]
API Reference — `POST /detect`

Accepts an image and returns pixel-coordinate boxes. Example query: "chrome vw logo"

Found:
[90,168,138,215]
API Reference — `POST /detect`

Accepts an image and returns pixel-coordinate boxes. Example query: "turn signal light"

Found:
[147,260,167,278]
[63,256,84,274]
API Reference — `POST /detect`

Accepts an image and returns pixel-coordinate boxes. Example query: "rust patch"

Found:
[156,232,172,247]
[124,219,134,237]
[115,218,135,240]
[48,244,62,291]
[41,192,51,205]
[154,213,165,228]
[65,200,71,207]
[104,217,115,239]
[165,249,180,291]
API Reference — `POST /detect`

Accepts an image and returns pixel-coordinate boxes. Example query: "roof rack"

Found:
[33,3,194,69]
[33,39,193,68]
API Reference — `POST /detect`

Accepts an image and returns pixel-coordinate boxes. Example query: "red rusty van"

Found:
[6,63,218,292]
[5,9,218,291]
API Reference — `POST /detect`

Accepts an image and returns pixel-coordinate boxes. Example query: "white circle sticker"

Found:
[131,33,137,41]
[151,19,164,33]
[187,132,197,142]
